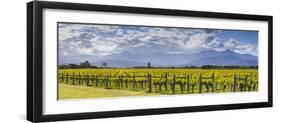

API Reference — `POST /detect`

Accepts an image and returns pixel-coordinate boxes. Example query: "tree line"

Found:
[59,61,258,69]
[59,61,108,69]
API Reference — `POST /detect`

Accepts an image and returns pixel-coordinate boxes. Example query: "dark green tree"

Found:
[102,62,107,67]
[147,62,151,68]
[80,60,91,68]
[67,64,79,69]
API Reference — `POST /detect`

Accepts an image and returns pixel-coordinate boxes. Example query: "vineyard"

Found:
[58,68,258,98]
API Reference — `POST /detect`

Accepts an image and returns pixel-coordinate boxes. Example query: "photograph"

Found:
[26,1,273,122]
[57,22,259,100]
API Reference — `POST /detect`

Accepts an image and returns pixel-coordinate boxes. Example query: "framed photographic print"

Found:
[27,1,273,122]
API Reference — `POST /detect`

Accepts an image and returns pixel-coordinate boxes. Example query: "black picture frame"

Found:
[27,1,273,122]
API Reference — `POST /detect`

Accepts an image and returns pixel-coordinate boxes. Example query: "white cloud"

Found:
[224,39,240,48]
[223,39,257,56]
[234,44,258,56]
[207,37,222,48]
[58,23,258,58]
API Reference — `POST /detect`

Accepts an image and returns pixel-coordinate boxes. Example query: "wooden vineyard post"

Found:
[95,74,98,87]
[187,74,190,94]
[84,73,87,85]
[125,79,128,89]
[72,73,75,85]
[78,73,81,85]
[91,74,95,86]
[141,80,144,89]
[102,74,105,88]
[199,73,202,93]
[233,73,236,92]
[249,74,252,91]
[158,82,162,92]
[133,74,136,89]
[116,75,119,89]
[148,73,152,93]
[121,74,124,88]
[180,82,184,94]
[103,74,106,88]
[244,74,248,91]
[117,75,120,89]
[212,72,215,93]
[165,73,168,92]
[99,74,103,87]
[215,83,218,92]
[172,74,176,94]
[154,83,157,93]
[61,73,64,83]
[222,81,226,92]
[86,74,89,86]
[105,74,109,89]
[190,74,195,93]
[109,74,112,88]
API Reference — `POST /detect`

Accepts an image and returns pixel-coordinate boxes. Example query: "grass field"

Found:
[58,68,258,99]
[59,83,158,99]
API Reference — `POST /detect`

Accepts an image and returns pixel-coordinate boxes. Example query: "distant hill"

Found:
[182,49,258,66]
[93,59,146,68]
[59,49,258,67]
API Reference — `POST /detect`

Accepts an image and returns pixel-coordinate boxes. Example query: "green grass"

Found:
[59,83,158,99]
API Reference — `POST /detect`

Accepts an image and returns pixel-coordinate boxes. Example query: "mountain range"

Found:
[59,49,257,67]
[89,49,258,68]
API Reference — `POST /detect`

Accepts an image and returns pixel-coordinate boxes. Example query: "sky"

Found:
[58,22,258,63]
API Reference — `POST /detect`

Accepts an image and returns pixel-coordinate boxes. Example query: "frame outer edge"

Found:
[34,1,44,122]
[27,1,34,122]
[268,16,273,107]
[27,1,273,122]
